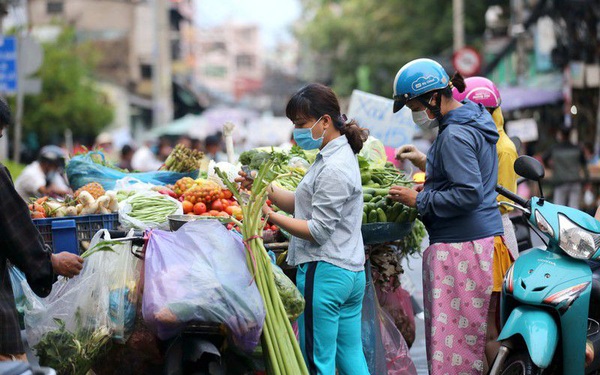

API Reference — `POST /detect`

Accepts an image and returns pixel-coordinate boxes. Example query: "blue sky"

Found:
[194,0,301,48]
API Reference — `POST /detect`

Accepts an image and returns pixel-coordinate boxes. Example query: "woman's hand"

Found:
[234,170,254,190]
[396,144,427,171]
[388,185,419,208]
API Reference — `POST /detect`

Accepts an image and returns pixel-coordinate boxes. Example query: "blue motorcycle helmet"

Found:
[392,58,450,114]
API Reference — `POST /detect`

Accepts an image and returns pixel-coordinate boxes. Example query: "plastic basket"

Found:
[33,213,120,253]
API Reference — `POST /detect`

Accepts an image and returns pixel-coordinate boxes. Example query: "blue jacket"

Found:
[416,100,503,244]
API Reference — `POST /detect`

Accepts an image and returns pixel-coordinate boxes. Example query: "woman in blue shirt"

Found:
[240,83,370,374]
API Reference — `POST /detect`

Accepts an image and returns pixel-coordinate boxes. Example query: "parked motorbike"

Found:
[104,230,227,375]
[489,155,600,375]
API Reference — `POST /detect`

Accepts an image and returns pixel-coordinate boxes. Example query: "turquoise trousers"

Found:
[296,261,370,375]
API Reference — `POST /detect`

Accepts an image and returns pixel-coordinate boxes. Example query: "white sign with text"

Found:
[347,90,417,149]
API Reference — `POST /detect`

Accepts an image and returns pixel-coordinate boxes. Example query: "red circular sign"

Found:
[452,47,482,77]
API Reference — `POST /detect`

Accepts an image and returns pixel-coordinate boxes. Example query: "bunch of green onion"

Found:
[216,162,308,375]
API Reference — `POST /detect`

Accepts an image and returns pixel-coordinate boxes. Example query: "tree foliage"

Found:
[296,0,490,97]
[16,28,114,145]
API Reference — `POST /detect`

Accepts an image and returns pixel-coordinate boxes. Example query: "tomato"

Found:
[271,225,279,231]
[182,200,194,214]
[193,202,207,215]
[33,203,45,213]
[220,199,231,209]
[223,190,233,199]
[208,210,220,216]
[216,211,229,218]
[211,200,224,212]
[227,223,234,230]
[266,199,272,207]
[218,191,225,200]
[225,206,235,216]
[200,212,212,216]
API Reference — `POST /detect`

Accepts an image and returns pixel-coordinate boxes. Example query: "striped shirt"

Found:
[288,135,365,272]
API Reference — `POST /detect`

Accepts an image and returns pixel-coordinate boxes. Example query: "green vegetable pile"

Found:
[163,144,204,173]
[125,193,179,227]
[34,316,111,375]
[239,147,308,191]
[362,188,418,225]
[397,219,427,257]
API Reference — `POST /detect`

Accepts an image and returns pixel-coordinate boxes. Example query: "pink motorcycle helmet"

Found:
[452,76,501,109]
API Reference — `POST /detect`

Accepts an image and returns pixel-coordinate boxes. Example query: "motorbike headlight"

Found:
[558,214,600,259]
[535,210,554,237]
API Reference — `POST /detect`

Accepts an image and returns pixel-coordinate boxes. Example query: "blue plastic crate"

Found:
[33,213,120,253]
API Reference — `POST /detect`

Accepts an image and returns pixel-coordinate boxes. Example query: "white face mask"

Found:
[411,97,439,129]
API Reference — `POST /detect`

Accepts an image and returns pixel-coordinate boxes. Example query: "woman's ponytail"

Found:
[339,118,369,154]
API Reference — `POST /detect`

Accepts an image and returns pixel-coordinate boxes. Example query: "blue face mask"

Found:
[293,116,324,150]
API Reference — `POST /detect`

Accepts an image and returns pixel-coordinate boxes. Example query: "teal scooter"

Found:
[489,155,600,375]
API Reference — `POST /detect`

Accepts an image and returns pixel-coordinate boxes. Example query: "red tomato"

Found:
[220,199,231,209]
[182,201,194,214]
[193,202,207,215]
[208,210,220,216]
[200,212,212,216]
[216,211,229,218]
[266,199,272,206]
[271,225,279,231]
[223,190,233,199]
[225,206,235,216]
[211,200,224,212]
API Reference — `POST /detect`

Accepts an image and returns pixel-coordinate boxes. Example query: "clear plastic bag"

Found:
[142,220,265,353]
[267,252,305,321]
[362,260,387,375]
[8,265,27,322]
[67,151,197,191]
[379,306,418,374]
[23,230,140,373]
[118,190,182,230]
[359,136,388,169]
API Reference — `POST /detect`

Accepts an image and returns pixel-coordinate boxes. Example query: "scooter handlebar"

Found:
[496,185,529,208]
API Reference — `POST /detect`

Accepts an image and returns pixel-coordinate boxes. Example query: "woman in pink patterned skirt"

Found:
[389,58,504,375]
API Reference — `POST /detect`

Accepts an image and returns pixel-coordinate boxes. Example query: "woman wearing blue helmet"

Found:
[389,58,504,374]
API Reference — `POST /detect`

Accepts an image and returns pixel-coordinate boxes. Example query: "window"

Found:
[236,54,254,69]
[47,1,64,14]
[140,64,152,79]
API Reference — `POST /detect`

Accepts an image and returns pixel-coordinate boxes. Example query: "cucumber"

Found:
[366,202,376,212]
[363,188,376,196]
[371,174,384,184]
[396,210,408,223]
[363,193,373,202]
[376,208,387,223]
[372,188,390,197]
[387,202,402,222]
[361,171,371,185]
[370,196,383,204]
[368,210,378,224]
[362,212,367,224]
[408,208,419,222]
[364,183,381,188]
[376,200,387,210]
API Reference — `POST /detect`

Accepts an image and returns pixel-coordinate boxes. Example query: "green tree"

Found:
[15,28,114,145]
[297,0,492,97]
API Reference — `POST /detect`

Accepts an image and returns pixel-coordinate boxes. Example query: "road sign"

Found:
[0,36,18,94]
[452,46,482,77]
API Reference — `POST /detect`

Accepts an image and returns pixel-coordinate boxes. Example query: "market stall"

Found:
[12,137,422,375]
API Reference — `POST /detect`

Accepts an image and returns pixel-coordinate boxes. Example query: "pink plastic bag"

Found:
[379,307,418,375]
[142,220,265,352]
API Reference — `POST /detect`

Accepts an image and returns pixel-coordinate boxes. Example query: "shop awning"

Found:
[499,86,563,111]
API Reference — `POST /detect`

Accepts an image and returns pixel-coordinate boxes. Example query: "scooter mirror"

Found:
[514,155,545,181]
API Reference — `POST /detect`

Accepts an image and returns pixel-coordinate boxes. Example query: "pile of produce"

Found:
[29,184,120,219]
[216,162,308,375]
[362,190,418,225]
[121,193,181,229]
[238,147,309,192]
[162,144,204,173]
[171,177,242,220]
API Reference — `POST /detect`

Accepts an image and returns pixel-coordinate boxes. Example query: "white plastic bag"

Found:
[207,160,241,188]
[118,190,182,230]
[23,229,141,373]
[114,177,156,192]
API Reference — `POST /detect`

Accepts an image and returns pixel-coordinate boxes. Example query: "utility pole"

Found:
[152,0,173,128]
[453,0,465,52]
